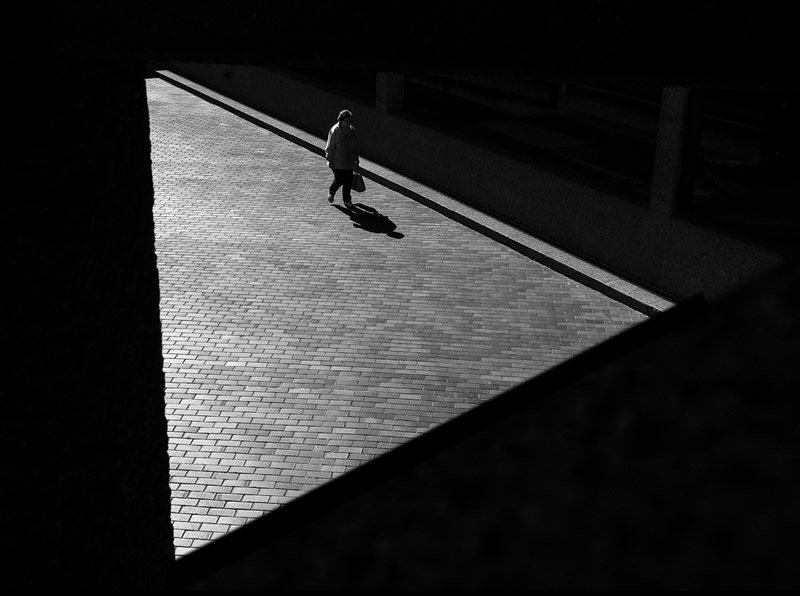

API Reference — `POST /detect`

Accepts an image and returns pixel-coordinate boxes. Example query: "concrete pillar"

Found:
[376,72,405,114]
[650,86,704,217]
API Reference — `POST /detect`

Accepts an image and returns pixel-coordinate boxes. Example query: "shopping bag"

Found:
[353,171,366,193]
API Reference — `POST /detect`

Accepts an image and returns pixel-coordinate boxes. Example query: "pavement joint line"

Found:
[153,68,676,318]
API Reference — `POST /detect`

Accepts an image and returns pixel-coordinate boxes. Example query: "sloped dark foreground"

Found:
[170,259,800,590]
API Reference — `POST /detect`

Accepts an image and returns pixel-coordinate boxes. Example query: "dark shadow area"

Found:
[675,85,800,252]
[687,160,800,252]
[401,76,659,199]
[8,56,174,590]
[333,202,404,238]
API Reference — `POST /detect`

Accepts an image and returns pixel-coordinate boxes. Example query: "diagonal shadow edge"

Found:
[167,293,707,589]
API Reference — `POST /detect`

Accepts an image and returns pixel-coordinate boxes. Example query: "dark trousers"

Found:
[329,168,353,202]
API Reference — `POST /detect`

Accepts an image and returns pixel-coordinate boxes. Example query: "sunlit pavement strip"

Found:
[146,77,648,557]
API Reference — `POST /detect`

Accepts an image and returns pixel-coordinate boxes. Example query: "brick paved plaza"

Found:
[146,77,648,557]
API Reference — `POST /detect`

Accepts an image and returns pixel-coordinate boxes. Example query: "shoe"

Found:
[328,194,334,203]
[344,200,353,208]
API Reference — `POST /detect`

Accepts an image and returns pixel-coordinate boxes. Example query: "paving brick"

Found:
[146,77,647,559]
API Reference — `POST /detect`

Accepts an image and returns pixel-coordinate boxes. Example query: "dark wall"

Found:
[5,56,174,589]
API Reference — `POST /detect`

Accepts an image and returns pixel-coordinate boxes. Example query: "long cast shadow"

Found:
[333,202,404,238]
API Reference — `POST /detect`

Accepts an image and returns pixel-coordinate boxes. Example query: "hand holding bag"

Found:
[352,169,366,193]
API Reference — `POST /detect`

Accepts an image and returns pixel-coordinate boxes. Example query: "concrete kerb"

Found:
[153,69,675,318]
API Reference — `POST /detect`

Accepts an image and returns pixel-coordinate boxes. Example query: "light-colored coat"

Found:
[325,122,360,170]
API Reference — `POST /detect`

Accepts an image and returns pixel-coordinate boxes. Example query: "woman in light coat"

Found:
[325,109,360,206]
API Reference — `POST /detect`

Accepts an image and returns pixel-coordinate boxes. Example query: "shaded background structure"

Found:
[5,2,800,589]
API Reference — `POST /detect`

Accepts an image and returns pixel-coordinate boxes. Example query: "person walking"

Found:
[325,109,360,207]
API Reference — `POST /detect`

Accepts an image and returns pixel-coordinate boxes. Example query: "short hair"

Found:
[337,110,353,122]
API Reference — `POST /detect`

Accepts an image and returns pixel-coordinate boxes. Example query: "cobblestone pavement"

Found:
[146,77,648,557]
